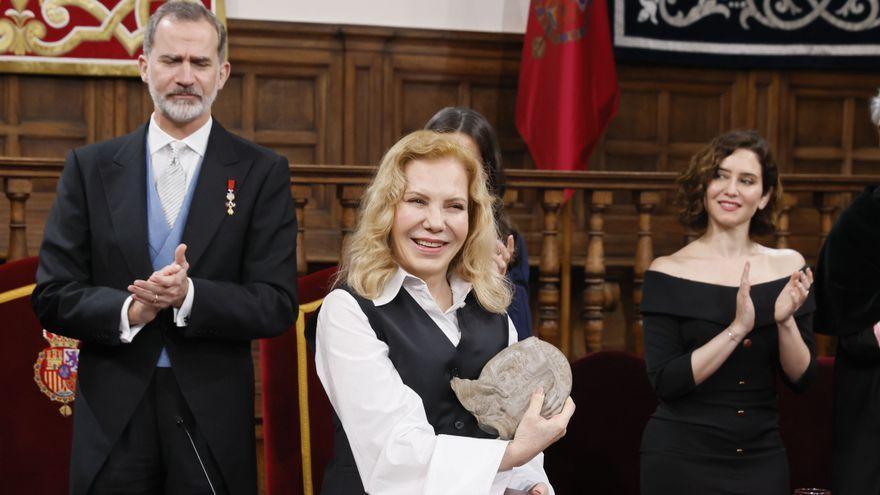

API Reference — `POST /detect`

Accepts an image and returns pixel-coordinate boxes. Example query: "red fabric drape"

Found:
[1,257,73,494]
[516,0,619,172]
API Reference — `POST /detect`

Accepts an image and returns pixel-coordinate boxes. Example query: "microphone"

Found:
[175,415,218,495]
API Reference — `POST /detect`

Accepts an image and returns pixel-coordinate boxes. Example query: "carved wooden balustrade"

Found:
[3,157,878,358]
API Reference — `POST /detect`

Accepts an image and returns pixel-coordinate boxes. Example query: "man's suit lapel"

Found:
[182,122,251,270]
[102,124,153,279]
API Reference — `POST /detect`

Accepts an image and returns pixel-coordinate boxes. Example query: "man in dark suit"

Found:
[31,2,297,494]
[816,89,880,495]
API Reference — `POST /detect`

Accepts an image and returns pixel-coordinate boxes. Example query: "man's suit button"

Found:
[454,420,465,430]
[449,367,459,378]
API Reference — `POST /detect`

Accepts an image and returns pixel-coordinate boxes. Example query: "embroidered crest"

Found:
[532,0,592,58]
[33,330,79,417]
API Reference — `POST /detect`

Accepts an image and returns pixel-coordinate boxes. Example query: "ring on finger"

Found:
[153,292,159,304]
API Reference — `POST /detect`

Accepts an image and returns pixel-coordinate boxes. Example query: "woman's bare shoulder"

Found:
[759,246,806,278]
[648,248,693,277]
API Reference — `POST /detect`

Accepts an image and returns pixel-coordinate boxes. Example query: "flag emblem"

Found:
[33,330,79,417]
[532,0,593,57]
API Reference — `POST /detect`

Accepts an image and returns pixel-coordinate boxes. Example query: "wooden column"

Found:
[775,193,797,249]
[5,178,32,261]
[537,189,564,347]
[814,191,841,356]
[582,190,612,355]
[338,185,364,254]
[292,185,310,275]
[632,191,659,356]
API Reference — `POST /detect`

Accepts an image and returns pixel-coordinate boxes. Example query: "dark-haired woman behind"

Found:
[639,130,816,495]
[425,107,533,340]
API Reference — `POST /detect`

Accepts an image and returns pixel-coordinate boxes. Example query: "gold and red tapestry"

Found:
[0,0,225,77]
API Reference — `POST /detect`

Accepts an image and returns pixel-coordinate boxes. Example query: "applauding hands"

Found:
[775,267,813,323]
[731,262,756,339]
[126,243,190,326]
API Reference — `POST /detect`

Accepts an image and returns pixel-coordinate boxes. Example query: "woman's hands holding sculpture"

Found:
[500,388,575,471]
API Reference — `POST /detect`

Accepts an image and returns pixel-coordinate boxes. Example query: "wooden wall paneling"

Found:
[606,67,755,175]
[213,74,246,135]
[380,28,521,149]
[18,76,90,158]
[392,70,461,138]
[94,79,115,143]
[241,73,257,140]
[745,72,781,152]
[124,79,150,133]
[4,76,20,156]
[789,89,847,174]
[604,83,661,171]
[228,24,346,267]
[112,80,128,137]
[343,46,383,166]
[228,24,345,165]
[0,77,7,154]
[782,73,880,176]
[253,69,321,163]
[471,81,524,163]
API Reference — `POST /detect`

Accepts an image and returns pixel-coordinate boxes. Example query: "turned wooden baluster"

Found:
[774,193,797,249]
[537,189,564,347]
[292,184,310,275]
[338,185,364,255]
[633,191,660,356]
[5,178,32,262]
[582,190,612,355]
[814,191,841,356]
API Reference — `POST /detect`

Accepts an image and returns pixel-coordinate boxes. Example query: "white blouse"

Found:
[315,267,553,495]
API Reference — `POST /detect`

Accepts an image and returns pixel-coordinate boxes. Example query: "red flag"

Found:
[516,0,619,172]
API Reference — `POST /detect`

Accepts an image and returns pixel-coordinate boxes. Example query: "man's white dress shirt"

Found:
[316,267,553,495]
[117,114,211,342]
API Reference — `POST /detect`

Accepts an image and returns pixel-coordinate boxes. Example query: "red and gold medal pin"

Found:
[225,179,236,216]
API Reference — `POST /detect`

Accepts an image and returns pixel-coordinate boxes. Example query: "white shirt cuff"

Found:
[505,453,553,494]
[172,277,194,327]
[119,296,145,343]
[424,435,508,495]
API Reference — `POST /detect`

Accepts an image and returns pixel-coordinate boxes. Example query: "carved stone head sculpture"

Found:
[451,337,572,440]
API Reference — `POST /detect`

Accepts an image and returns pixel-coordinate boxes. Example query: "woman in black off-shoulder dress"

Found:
[639,131,816,495]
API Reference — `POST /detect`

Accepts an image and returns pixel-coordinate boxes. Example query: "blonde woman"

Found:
[315,131,574,495]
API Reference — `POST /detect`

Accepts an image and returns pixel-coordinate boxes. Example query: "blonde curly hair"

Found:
[338,130,512,313]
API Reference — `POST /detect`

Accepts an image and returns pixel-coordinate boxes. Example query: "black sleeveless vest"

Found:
[319,285,508,495]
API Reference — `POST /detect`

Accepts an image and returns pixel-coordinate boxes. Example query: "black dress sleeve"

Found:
[778,309,817,393]
[643,313,696,401]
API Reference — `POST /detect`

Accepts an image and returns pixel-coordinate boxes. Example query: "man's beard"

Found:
[149,81,219,124]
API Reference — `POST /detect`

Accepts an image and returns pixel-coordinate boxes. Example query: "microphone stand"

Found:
[175,416,218,495]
